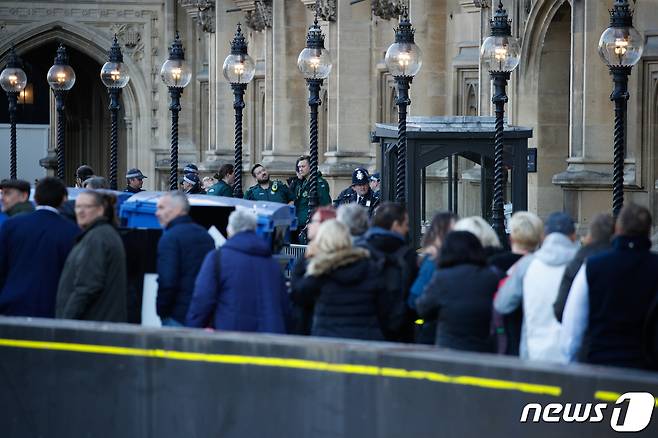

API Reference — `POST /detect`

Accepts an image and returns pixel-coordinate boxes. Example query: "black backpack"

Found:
[368,244,414,342]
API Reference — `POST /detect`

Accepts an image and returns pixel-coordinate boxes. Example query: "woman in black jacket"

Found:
[291,219,404,341]
[416,231,501,352]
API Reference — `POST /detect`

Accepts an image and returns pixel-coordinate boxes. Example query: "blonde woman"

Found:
[454,216,502,258]
[290,219,404,340]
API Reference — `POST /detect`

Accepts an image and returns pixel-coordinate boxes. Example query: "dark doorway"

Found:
[1,43,126,186]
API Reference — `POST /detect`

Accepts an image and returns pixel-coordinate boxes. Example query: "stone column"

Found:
[204,0,242,171]
[261,0,308,172]
[409,0,447,116]
[321,0,374,184]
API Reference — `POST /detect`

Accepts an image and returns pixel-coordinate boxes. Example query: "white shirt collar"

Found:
[36,205,61,215]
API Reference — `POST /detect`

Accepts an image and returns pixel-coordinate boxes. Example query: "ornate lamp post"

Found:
[598,0,643,217]
[480,0,520,244]
[385,10,422,203]
[298,12,332,230]
[100,35,130,190]
[47,44,76,181]
[223,23,255,197]
[161,32,192,191]
[0,47,27,180]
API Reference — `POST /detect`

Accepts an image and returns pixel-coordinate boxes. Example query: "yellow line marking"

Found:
[595,391,658,407]
[0,338,561,397]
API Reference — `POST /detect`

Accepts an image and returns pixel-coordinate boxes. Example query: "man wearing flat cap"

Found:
[125,168,147,194]
[0,179,34,217]
[333,167,380,217]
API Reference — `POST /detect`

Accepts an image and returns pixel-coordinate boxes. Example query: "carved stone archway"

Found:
[0,21,148,184]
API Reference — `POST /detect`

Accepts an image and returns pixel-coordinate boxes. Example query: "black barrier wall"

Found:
[1,317,658,438]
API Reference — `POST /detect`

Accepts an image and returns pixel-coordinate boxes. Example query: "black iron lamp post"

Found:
[297,12,332,230]
[223,23,256,197]
[100,35,130,190]
[598,0,643,217]
[0,47,27,180]
[47,44,76,181]
[161,32,192,191]
[385,10,422,204]
[480,0,520,244]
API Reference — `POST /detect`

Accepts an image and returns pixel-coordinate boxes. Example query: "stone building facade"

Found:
[1,0,657,229]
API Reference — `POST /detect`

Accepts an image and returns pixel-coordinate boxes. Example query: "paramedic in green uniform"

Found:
[244,164,294,204]
[293,155,331,243]
[207,163,234,197]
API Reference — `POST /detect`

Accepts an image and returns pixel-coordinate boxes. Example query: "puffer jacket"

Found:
[291,247,403,341]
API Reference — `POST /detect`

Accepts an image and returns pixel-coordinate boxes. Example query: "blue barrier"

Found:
[119,192,297,248]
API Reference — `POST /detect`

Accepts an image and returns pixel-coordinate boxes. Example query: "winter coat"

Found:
[156,215,215,324]
[495,233,578,361]
[488,251,524,356]
[416,264,500,352]
[586,236,658,369]
[56,218,127,322]
[0,209,80,317]
[554,241,611,322]
[358,227,418,342]
[291,247,403,341]
[186,231,289,333]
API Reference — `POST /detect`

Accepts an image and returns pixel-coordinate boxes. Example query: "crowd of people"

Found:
[1,162,658,372]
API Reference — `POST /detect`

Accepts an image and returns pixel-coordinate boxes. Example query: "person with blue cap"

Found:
[333,167,380,217]
[124,168,147,193]
[182,173,205,194]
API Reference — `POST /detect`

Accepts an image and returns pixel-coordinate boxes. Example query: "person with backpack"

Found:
[186,209,289,333]
[358,202,418,342]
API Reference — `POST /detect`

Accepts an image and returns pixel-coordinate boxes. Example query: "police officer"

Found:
[125,168,147,193]
[183,163,199,177]
[369,172,381,197]
[293,155,331,243]
[333,167,380,217]
[182,173,205,194]
[244,164,294,204]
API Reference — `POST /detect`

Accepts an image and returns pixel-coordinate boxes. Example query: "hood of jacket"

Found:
[362,226,406,253]
[535,232,579,266]
[306,247,370,278]
[223,231,271,257]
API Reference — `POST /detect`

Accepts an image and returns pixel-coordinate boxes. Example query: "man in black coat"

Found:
[333,167,380,217]
[155,191,214,326]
